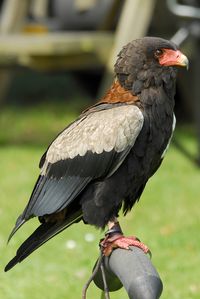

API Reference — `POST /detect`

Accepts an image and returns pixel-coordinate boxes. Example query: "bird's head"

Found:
[115,37,188,95]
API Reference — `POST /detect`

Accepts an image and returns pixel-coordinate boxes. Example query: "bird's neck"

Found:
[99,80,139,105]
[99,74,176,111]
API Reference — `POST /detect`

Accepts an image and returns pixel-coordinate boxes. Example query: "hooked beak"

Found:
[159,49,189,70]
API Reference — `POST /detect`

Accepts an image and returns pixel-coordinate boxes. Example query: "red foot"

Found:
[100,234,150,257]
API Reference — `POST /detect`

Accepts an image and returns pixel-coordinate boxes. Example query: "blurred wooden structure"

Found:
[0,0,155,71]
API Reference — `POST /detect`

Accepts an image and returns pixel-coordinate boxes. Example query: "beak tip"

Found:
[184,58,189,70]
[180,53,189,70]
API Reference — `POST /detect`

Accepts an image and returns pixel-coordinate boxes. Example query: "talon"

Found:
[100,234,150,257]
[100,220,151,257]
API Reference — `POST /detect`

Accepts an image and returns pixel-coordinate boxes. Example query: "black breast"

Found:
[122,85,175,213]
[80,83,175,228]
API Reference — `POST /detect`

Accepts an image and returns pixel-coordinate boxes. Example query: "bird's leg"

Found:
[100,217,150,257]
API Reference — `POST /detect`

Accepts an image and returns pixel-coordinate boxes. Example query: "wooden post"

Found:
[0,0,30,34]
[31,0,48,19]
[0,0,30,104]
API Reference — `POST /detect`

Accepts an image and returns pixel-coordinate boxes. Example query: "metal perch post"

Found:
[92,247,163,299]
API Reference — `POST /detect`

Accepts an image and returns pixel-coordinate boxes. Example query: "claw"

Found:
[100,234,150,256]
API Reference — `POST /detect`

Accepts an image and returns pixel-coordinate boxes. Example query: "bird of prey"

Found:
[5,37,188,271]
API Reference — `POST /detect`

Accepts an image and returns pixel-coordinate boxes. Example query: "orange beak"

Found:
[159,49,189,69]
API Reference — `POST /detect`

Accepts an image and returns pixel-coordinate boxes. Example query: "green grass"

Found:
[0,100,90,146]
[0,104,200,299]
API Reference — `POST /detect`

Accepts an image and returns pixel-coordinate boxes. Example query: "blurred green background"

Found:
[0,69,199,299]
[0,1,200,299]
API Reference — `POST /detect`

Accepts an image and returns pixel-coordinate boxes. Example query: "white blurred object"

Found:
[75,0,97,12]
[65,239,77,249]
[84,233,95,242]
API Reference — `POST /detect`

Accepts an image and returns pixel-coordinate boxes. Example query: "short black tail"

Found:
[5,212,82,272]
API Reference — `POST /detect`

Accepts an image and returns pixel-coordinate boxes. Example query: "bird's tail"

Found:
[4,211,82,272]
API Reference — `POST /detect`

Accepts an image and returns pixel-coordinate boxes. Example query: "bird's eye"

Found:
[155,49,163,58]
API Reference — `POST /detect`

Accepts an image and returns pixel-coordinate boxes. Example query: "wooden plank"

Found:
[0,32,114,70]
[0,32,113,56]
[31,0,48,19]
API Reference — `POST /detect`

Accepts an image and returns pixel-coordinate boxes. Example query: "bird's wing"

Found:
[11,103,144,237]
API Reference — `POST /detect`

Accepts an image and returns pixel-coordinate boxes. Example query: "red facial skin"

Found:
[158,49,189,68]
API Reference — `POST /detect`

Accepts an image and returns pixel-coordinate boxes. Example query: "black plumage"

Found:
[5,37,188,271]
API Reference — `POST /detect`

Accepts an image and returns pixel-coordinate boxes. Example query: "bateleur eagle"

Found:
[5,37,188,271]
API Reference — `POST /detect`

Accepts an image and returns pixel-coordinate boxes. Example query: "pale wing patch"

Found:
[161,113,176,158]
[42,105,143,172]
